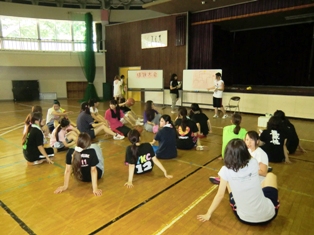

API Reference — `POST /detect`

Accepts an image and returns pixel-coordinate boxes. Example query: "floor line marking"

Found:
[153,185,218,235]
[0,125,24,137]
[0,200,36,235]
[174,158,220,171]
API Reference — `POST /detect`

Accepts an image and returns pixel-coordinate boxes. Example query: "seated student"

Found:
[143,100,161,132]
[119,97,143,126]
[46,100,73,133]
[189,103,212,137]
[50,118,79,152]
[273,110,306,154]
[198,139,279,225]
[175,107,205,150]
[54,133,104,196]
[105,100,131,137]
[77,102,124,140]
[221,113,247,159]
[24,105,49,138]
[150,115,177,159]
[89,98,109,126]
[124,129,173,188]
[22,112,55,165]
[260,116,291,163]
[210,130,271,185]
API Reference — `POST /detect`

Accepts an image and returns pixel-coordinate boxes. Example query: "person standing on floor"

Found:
[113,75,122,101]
[169,73,181,114]
[207,72,227,119]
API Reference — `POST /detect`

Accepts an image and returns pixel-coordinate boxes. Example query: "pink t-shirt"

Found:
[50,125,74,147]
[105,109,124,130]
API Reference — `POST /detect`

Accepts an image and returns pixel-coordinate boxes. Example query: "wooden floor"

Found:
[0,99,313,235]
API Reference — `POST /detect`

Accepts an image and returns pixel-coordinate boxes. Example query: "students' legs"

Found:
[170,93,177,111]
[196,123,201,136]
[93,124,124,139]
[94,125,115,136]
[65,131,78,148]
[144,123,153,132]
[261,172,277,189]
[152,114,161,125]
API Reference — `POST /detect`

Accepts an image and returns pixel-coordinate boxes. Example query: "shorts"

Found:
[116,125,131,137]
[229,187,279,225]
[23,147,54,162]
[47,120,55,133]
[213,97,223,108]
[86,129,96,139]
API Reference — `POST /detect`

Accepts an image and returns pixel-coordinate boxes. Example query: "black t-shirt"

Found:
[285,122,299,153]
[260,129,287,163]
[125,143,155,174]
[120,105,131,114]
[154,126,177,159]
[170,80,179,95]
[23,126,44,160]
[191,112,209,136]
[175,118,198,149]
[66,148,100,182]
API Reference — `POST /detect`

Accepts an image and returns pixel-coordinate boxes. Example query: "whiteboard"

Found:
[183,69,222,92]
[128,70,163,89]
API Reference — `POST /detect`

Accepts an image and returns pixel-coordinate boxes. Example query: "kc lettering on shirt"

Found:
[137,153,152,164]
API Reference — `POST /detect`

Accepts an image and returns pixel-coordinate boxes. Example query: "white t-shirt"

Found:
[249,147,269,183]
[46,107,63,124]
[90,107,99,114]
[219,158,275,223]
[213,79,224,98]
[113,80,121,97]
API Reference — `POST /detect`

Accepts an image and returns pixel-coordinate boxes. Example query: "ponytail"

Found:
[232,113,242,135]
[72,151,83,181]
[71,133,91,181]
[178,107,188,132]
[128,129,140,162]
[22,112,42,145]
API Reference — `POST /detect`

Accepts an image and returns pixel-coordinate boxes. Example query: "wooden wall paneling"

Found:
[105,15,186,92]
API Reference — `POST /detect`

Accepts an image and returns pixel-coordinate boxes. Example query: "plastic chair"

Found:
[225,96,240,113]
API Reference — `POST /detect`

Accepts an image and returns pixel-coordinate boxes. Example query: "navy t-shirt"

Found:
[154,126,177,159]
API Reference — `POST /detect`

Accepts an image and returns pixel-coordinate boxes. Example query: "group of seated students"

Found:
[22,99,304,225]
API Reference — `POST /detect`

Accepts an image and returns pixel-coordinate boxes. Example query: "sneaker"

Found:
[196,145,208,151]
[137,118,144,122]
[171,111,176,114]
[209,177,220,185]
[135,120,144,126]
[268,166,273,172]
[113,134,125,140]
[213,114,218,118]
[222,114,228,119]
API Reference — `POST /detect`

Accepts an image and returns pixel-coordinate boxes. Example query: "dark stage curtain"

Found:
[188,23,213,69]
[231,23,314,86]
[190,0,314,23]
